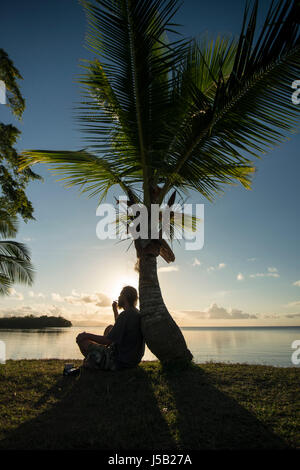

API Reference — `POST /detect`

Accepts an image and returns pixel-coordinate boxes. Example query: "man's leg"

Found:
[104,324,113,336]
[76,337,99,357]
[76,325,113,357]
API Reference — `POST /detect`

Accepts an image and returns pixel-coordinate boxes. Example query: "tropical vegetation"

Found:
[0,209,34,295]
[19,0,300,366]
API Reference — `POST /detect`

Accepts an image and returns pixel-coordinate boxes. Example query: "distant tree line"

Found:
[0,315,72,328]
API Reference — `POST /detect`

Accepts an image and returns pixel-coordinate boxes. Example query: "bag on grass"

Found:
[84,343,118,371]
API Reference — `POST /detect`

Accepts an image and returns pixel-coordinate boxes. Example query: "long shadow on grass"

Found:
[160,363,287,450]
[0,362,288,450]
[0,365,176,450]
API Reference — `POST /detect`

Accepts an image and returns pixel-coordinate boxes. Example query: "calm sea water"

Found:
[0,326,299,367]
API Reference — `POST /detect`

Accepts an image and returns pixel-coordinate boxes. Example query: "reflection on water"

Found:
[182,327,300,366]
[0,326,299,367]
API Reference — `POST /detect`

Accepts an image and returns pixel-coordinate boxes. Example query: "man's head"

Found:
[118,285,138,309]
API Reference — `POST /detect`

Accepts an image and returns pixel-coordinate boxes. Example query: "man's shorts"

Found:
[83,342,118,371]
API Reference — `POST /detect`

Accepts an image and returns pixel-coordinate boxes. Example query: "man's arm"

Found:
[88,333,113,345]
[76,301,120,345]
[112,301,119,322]
[76,332,113,346]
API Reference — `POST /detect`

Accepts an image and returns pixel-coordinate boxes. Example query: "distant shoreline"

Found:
[0,316,72,329]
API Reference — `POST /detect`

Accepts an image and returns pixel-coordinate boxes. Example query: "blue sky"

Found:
[1,0,300,326]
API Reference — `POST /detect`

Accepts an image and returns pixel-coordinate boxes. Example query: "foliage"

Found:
[0,209,34,295]
[0,48,41,221]
[0,315,72,328]
[19,0,299,213]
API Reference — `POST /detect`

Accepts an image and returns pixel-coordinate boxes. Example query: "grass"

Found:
[0,359,299,450]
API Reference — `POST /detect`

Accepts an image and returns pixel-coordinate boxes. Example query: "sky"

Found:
[0,0,299,327]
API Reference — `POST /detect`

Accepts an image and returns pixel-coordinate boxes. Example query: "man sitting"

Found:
[76,286,145,371]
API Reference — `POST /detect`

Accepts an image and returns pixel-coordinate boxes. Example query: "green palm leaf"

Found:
[19,149,141,203]
[0,240,34,295]
[19,0,299,250]
[0,210,18,238]
[158,0,300,202]
[77,0,190,206]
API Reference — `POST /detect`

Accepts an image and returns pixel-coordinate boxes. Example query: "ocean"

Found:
[1,326,299,367]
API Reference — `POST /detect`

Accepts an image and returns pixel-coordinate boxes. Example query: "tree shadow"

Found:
[0,362,289,450]
[0,366,176,450]
[160,364,288,450]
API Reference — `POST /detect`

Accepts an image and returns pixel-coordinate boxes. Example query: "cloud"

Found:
[51,291,111,307]
[0,305,33,317]
[22,237,34,242]
[51,293,64,302]
[293,280,300,287]
[286,300,300,307]
[250,273,280,278]
[95,293,112,307]
[247,258,257,262]
[229,308,258,319]
[237,273,244,281]
[0,304,67,318]
[28,291,45,299]
[267,267,278,273]
[181,303,257,320]
[285,313,300,318]
[192,258,201,267]
[65,292,111,307]
[207,263,226,272]
[7,288,23,300]
[77,295,95,304]
[158,266,179,273]
[0,299,115,325]
[215,290,231,297]
[250,267,279,278]
[263,313,280,319]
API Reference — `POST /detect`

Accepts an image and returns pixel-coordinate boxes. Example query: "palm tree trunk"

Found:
[138,251,193,366]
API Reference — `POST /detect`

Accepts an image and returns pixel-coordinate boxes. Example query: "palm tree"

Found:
[20,0,299,366]
[0,210,34,295]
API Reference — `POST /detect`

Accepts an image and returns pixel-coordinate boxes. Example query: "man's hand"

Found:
[112,301,119,322]
[76,332,90,343]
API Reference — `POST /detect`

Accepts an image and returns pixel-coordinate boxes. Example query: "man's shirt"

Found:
[107,307,145,369]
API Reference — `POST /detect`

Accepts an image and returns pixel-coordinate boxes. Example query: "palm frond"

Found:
[0,273,11,296]
[0,210,18,238]
[159,0,300,203]
[78,0,190,205]
[0,240,34,294]
[0,48,25,119]
[19,149,140,203]
[19,0,300,262]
